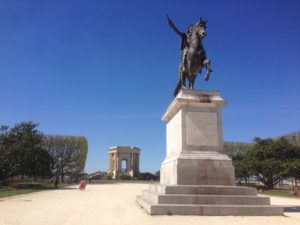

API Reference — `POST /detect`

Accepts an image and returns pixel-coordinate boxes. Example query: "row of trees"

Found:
[0,122,52,182]
[0,122,88,187]
[231,137,300,189]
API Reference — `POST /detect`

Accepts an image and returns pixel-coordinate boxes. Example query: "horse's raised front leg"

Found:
[203,58,212,81]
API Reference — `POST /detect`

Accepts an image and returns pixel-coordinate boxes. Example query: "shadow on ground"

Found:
[284,206,300,212]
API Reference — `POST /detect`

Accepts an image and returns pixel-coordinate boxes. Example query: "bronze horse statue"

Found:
[169,17,212,97]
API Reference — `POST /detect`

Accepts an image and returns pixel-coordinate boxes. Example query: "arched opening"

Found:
[121,159,127,172]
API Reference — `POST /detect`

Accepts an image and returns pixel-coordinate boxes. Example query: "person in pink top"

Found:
[79,180,86,191]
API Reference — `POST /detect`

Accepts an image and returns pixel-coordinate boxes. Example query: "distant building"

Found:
[107,146,140,179]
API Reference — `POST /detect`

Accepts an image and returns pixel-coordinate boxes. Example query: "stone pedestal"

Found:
[136,90,283,216]
[160,89,235,186]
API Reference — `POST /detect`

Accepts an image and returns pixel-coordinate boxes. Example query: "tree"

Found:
[0,126,18,183]
[225,141,253,184]
[223,141,252,158]
[232,154,251,184]
[281,131,300,147]
[246,137,300,189]
[10,122,52,181]
[0,122,53,183]
[283,160,300,188]
[42,135,88,187]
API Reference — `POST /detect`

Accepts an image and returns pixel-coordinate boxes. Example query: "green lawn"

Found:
[241,183,300,198]
[260,188,300,198]
[0,182,72,198]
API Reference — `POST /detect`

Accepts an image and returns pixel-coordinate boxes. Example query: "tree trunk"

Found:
[54,175,59,188]
[279,178,282,188]
[265,177,275,189]
[61,172,65,183]
[54,170,59,188]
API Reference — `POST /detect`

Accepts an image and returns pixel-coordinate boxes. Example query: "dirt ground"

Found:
[0,183,299,225]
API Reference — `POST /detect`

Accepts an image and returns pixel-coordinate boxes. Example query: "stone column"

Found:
[108,153,111,171]
[129,153,133,172]
[111,153,113,171]
[116,153,119,172]
[112,154,115,171]
[114,153,116,172]
[160,89,235,186]
[136,154,139,173]
[132,153,135,172]
[114,153,117,172]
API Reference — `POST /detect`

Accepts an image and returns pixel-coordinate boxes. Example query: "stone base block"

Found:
[141,191,270,205]
[136,184,284,216]
[160,152,235,186]
[136,197,283,216]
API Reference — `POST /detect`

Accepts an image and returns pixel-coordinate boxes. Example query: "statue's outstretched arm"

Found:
[167,15,184,37]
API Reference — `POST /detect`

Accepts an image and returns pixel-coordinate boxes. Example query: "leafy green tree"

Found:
[232,154,251,184]
[282,131,300,147]
[0,126,18,183]
[0,122,53,183]
[246,137,299,189]
[10,122,49,180]
[283,160,300,188]
[224,141,252,158]
[225,141,253,184]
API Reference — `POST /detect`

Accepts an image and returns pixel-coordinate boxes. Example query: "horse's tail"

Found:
[173,79,181,97]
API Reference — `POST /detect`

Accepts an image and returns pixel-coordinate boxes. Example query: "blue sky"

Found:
[0,0,299,173]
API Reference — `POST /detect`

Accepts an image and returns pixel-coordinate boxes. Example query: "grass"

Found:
[260,188,300,198]
[0,182,71,198]
[240,183,300,198]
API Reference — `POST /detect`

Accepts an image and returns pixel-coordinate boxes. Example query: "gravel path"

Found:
[0,183,299,225]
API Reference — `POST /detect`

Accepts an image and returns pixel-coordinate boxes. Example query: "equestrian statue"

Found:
[167,15,212,97]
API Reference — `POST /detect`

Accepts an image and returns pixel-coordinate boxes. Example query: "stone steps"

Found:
[142,190,270,205]
[136,196,283,216]
[136,184,284,216]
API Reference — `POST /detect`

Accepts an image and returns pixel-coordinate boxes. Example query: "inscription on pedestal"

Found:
[186,112,218,146]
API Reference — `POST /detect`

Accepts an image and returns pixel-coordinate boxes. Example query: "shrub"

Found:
[101,173,113,180]
[117,173,131,180]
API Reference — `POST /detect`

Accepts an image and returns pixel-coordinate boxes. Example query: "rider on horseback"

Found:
[167,15,192,77]
[167,16,212,97]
